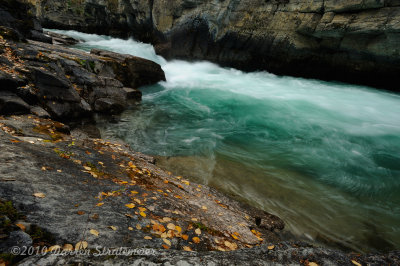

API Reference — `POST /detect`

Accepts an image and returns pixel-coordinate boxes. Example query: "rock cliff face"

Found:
[0,1,165,121]
[27,0,400,90]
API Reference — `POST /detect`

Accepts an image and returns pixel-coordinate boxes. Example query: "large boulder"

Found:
[90,48,166,89]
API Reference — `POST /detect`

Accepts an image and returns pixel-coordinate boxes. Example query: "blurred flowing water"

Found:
[51,29,400,252]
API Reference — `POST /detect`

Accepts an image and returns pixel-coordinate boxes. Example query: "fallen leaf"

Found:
[136,224,142,230]
[201,206,207,211]
[195,228,201,235]
[57,169,62,173]
[128,227,133,231]
[309,263,319,266]
[15,223,26,231]
[182,234,189,240]
[125,203,135,209]
[83,166,91,171]
[33,193,46,198]
[125,213,134,218]
[183,246,192,251]
[109,226,117,231]
[90,229,99,236]
[167,223,176,230]
[267,245,275,250]
[63,244,73,251]
[139,211,146,217]
[153,223,166,233]
[96,202,104,207]
[224,241,238,250]
[144,236,152,240]
[163,217,172,222]
[77,211,85,215]
[138,207,147,212]
[192,237,200,244]
[351,261,362,266]
[191,218,198,222]
[10,139,21,143]
[163,238,171,246]
[162,244,170,249]
[175,225,182,233]
[47,245,61,252]
[75,241,88,250]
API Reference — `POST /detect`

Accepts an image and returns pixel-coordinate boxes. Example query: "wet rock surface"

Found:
[0,29,164,122]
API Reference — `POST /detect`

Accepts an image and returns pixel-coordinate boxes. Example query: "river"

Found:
[50,29,400,253]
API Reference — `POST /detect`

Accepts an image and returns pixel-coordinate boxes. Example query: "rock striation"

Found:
[26,0,400,90]
[0,1,165,121]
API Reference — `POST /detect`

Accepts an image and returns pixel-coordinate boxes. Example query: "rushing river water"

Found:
[51,29,400,252]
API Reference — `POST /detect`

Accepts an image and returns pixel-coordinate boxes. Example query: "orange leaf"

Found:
[192,237,200,244]
[77,211,85,215]
[16,223,26,231]
[162,244,170,249]
[182,234,189,240]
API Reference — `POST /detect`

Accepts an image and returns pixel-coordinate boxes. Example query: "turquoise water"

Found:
[51,30,400,252]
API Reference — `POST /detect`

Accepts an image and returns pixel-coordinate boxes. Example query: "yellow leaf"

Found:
[128,227,133,231]
[183,246,192,251]
[175,226,182,233]
[309,263,319,266]
[109,226,117,231]
[167,223,176,230]
[136,224,142,230]
[195,228,201,235]
[267,245,275,250]
[201,206,207,210]
[130,191,139,194]
[75,241,88,250]
[125,203,135,209]
[144,236,152,240]
[231,234,239,240]
[128,161,136,168]
[224,241,238,250]
[63,244,73,251]
[83,166,91,171]
[96,202,104,207]
[138,207,147,212]
[90,229,99,236]
[351,261,362,266]
[33,192,46,198]
[191,218,198,222]
[192,237,200,244]
[139,211,146,217]
[163,238,171,246]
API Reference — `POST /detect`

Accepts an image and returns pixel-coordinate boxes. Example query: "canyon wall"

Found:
[27,0,400,90]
